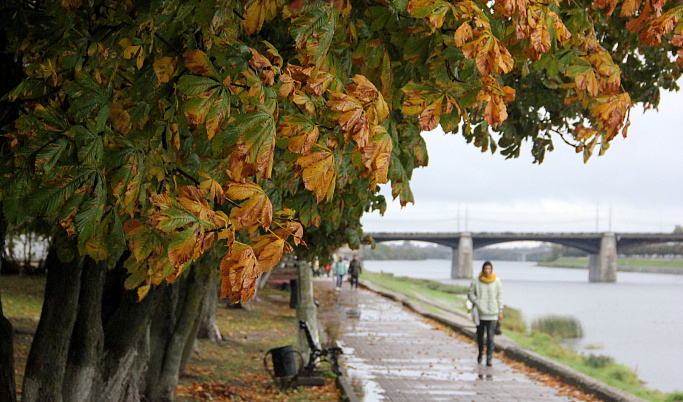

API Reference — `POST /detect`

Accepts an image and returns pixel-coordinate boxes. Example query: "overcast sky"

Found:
[361,88,683,234]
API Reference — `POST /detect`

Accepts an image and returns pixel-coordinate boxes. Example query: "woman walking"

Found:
[467,261,503,366]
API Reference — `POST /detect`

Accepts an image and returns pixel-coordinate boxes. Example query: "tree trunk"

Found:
[62,258,106,402]
[0,294,15,402]
[145,268,207,401]
[22,244,83,402]
[0,206,16,402]
[197,273,221,342]
[94,269,161,402]
[0,21,21,402]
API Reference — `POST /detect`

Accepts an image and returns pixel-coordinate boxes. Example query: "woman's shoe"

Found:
[477,352,483,363]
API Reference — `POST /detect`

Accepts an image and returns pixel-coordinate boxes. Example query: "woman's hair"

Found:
[482,261,493,271]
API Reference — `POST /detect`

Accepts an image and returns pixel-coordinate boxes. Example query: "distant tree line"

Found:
[363,242,553,261]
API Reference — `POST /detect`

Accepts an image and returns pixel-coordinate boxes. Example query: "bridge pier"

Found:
[589,233,617,282]
[451,233,473,279]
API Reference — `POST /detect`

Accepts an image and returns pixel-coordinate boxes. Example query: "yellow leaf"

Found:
[454,22,473,47]
[123,45,141,60]
[183,49,214,76]
[137,285,151,301]
[295,151,336,203]
[402,97,427,115]
[244,0,277,35]
[110,103,132,134]
[153,56,178,84]
[199,176,227,203]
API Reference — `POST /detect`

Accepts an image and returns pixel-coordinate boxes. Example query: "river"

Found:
[363,259,683,393]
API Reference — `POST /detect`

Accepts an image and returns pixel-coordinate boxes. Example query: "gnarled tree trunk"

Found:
[62,258,106,402]
[144,268,208,401]
[22,243,84,402]
[197,273,222,342]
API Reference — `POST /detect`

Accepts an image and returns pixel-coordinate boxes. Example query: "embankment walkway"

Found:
[315,277,582,402]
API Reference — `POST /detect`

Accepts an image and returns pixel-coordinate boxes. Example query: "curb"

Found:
[359,280,647,402]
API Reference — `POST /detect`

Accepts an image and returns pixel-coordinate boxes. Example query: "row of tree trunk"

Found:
[0,229,222,401]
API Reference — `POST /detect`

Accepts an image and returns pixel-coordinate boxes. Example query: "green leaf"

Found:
[36,138,70,173]
[64,77,110,120]
[177,75,221,96]
[71,125,104,166]
[233,105,277,178]
[32,167,94,215]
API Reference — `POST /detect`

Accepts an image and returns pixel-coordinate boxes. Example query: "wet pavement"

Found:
[316,278,581,402]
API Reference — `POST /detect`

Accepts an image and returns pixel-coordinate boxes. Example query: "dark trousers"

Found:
[477,320,497,355]
[350,275,359,288]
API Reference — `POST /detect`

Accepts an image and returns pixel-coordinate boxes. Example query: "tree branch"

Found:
[154,33,184,58]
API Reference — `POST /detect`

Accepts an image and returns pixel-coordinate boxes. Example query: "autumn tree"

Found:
[1,0,681,400]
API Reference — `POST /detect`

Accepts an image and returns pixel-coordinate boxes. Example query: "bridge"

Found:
[366,232,683,282]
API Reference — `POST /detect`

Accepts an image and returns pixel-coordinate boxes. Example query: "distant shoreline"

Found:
[538,262,683,275]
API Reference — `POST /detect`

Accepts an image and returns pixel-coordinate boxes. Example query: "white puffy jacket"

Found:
[467,277,503,321]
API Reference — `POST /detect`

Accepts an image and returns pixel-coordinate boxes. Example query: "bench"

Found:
[298,320,343,377]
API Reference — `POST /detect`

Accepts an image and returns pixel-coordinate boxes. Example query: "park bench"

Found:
[263,320,343,389]
[298,320,343,378]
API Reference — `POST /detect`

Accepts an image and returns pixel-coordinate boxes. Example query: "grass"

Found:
[0,275,341,401]
[177,286,341,401]
[361,270,469,311]
[531,315,583,339]
[360,272,682,402]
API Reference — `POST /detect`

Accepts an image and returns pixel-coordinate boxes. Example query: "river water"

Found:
[364,259,683,393]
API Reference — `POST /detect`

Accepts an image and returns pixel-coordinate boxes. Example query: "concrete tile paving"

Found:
[320,279,580,402]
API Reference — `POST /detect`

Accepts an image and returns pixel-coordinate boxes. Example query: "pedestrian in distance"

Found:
[334,256,347,290]
[467,261,503,366]
[348,255,362,290]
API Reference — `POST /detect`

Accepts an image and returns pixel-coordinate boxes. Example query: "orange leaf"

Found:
[220,242,259,302]
[177,185,211,220]
[168,228,199,267]
[361,125,393,187]
[274,221,305,246]
[295,151,336,203]
[251,234,286,273]
[419,97,443,131]
[224,181,273,230]
[575,68,600,97]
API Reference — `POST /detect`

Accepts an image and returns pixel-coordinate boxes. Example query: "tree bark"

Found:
[22,244,83,402]
[145,268,207,401]
[94,269,161,402]
[0,206,16,402]
[0,294,15,402]
[62,258,106,402]
[197,273,221,342]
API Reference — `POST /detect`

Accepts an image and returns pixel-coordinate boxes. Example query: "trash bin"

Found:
[267,345,298,377]
[289,279,298,308]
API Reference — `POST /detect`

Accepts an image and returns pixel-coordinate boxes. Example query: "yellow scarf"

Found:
[479,272,497,284]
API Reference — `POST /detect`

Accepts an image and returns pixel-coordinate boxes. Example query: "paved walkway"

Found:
[315,278,581,402]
